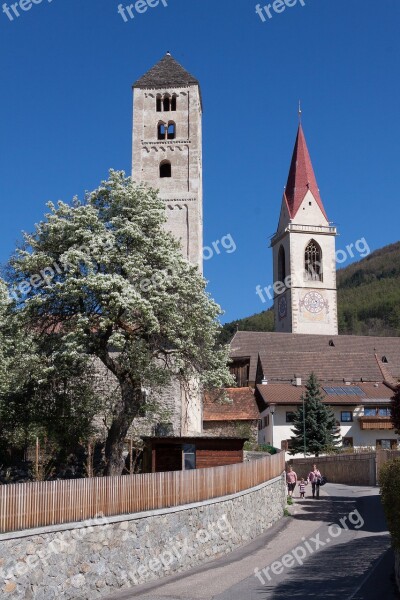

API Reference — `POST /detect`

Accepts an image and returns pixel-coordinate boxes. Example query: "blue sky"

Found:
[0,0,399,323]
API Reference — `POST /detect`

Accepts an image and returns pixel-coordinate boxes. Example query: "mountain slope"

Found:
[220,242,400,344]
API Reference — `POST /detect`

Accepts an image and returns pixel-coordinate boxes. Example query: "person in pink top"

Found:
[308,464,322,498]
[286,465,297,497]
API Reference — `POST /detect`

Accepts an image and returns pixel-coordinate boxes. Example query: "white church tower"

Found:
[132,52,203,272]
[131,54,203,435]
[271,124,338,335]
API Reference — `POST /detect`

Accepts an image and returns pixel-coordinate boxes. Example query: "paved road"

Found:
[105,483,399,600]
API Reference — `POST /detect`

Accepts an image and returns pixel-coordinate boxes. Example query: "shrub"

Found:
[379,458,400,550]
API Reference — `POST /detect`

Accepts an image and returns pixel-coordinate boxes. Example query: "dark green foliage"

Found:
[289,373,341,456]
[220,241,400,340]
[379,459,400,550]
[391,386,400,433]
[219,309,274,344]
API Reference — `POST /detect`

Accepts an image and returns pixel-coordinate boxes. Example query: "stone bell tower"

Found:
[132,52,203,272]
[271,124,338,335]
[131,54,203,436]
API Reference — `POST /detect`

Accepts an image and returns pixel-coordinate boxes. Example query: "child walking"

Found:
[298,478,308,498]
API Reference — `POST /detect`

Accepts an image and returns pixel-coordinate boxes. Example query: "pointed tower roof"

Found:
[133,52,199,88]
[284,124,328,220]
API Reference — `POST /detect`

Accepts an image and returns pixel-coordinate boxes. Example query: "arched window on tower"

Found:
[163,95,171,111]
[304,239,323,281]
[156,95,162,112]
[278,245,286,283]
[160,160,172,178]
[157,122,166,140]
[167,122,176,140]
[171,95,177,111]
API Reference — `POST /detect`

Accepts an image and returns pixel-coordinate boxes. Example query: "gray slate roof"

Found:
[134,53,199,88]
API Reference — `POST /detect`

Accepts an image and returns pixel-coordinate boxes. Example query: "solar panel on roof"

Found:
[323,386,366,396]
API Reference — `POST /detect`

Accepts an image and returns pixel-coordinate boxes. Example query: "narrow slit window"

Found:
[160,161,171,178]
[163,96,170,111]
[167,122,176,140]
[156,96,162,112]
[171,95,177,111]
[157,123,166,140]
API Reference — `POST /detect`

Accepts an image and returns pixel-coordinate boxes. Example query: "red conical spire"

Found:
[284,124,328,221]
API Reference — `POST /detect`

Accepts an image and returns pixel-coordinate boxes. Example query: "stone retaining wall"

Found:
[0,474,286,599]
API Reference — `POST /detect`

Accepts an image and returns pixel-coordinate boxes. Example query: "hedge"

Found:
[380,458,400,550]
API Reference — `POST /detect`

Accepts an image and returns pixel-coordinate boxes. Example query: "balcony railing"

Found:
[359,416,394,430]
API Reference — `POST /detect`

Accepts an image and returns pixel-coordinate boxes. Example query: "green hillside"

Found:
[220,241,400,344]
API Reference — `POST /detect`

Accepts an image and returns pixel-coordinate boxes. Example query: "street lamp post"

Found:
[270,404,276,450]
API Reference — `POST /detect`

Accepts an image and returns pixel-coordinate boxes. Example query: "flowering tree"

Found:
[8,171,232,475]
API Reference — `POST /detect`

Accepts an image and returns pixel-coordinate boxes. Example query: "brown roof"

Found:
[204,388,259,421]
[230,331,400,384]
[255,381,395,409]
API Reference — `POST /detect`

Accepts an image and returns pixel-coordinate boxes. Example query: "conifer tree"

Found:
[289,372,340,456]
[391,386,400,433]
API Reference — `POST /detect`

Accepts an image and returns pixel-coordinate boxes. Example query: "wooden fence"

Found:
[0,452,284,534]
[289,452,377,486]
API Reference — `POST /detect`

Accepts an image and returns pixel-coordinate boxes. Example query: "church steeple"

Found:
[270,122,338,336]
[284,124,328,221]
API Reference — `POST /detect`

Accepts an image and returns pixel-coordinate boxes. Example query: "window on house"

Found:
[364,407,391,417]
[286,412,296,423]
[156,95,162,112]
[376,439,396,450]
[305,239,323,281]
[364,408,376,416]
[167,122,176,140]
[341,411,353,422]
[163,95,170,111]
[278,245,286,282]
[378,407,391,417]
[263,415,270,428]
[258,419,263,431]
[171,95,177,111]
[160,161,172,178]
[157,123,166,140]
[183,444,196,470]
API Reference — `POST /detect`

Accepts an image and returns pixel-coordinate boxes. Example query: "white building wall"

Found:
[258,404,398,459]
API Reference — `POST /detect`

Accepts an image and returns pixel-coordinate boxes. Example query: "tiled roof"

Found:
[204,388,259,421]
[256,382,394,408]
[284,124,328,220]
[258,351,382,383]
[134,53,199,88]
[230,331,400,384]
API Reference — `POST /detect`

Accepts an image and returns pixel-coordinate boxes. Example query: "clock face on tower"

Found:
[303,291,325,314]
[278,295,287,319]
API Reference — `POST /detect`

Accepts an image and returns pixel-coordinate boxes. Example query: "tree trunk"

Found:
[104,377,141,476]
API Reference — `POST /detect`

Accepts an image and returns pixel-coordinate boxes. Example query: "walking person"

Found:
[298,477,308,499]
[286,465,297,498]
[308,464,322,498]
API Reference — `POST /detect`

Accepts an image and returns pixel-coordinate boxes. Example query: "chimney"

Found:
[261,375,268,385]
[294,375,302,387]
